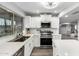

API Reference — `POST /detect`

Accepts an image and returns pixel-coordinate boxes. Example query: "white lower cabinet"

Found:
[24,42,30,56]
[53,45,58,56]
[33,35,40,47]
[24,39,34,56]
[29,39,33,55]
[53,40,61,56]
[24,35,40,56]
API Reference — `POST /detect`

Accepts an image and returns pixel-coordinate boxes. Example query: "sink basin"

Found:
[8,36,30,42]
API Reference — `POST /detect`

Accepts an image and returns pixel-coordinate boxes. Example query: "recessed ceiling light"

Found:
[65,15,68,17]
[54,11,58,13]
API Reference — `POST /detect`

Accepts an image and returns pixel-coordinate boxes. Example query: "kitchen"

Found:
[0,2,79,56]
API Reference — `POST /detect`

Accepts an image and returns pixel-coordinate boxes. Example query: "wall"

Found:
[29,28,58,34]
[29,28,40,34]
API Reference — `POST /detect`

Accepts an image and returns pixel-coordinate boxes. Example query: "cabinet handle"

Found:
[53,42,56,48]
[54,44,56,48]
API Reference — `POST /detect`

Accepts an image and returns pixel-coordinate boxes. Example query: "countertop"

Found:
[54,40,79,56]
[0,34,33,56]
[0,34,17,45]
[0,42,24,56]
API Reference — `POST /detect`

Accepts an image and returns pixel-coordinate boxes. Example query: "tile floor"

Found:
[31,47,53,56]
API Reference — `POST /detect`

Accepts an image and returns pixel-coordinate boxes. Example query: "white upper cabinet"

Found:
[23,16,41,28]
[33,34,40,47]
[51,17,59,28]
[30,17,41,28]
[40,15,52,22]
[24,15,59,29]
[23,16,31,28]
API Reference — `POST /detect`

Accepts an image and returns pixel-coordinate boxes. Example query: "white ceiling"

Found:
[12,2,79,23]
[14,2,77,13]
[60,5,79,23]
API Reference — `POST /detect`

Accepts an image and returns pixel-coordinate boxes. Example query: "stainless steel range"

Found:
[40,22,53,47]
[40,31,53,38]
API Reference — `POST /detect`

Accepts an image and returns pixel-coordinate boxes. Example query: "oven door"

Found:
[40,38,52,46]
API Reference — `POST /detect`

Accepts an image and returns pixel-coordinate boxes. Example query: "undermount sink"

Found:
[8,36,30,42]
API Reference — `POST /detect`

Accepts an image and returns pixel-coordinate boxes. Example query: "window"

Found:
[5,19,12,35]
[0,18,5,37]
[0,14,13,37]
[0,7,23,37]
[14,15,23,34]
[0,7,13,37]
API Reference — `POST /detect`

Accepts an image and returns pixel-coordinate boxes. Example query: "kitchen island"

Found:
[53,40,79,56]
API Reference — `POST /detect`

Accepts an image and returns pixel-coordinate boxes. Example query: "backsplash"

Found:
[25,28,59,34]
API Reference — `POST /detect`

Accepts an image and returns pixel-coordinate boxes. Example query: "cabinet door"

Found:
[29,40,34,55]
[24,38,34,56]
[33,35,40,47]
[51,17,59,28]
[35,18,41,28]
[24,16,31,28]
[30,17,41,28]
[24,42,30,56]
[53,45,58,56]
[41,15,52,22]
[30,39,34,51]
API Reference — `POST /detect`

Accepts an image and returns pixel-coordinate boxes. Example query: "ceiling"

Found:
[12,2,79,23]
[60,4,79,23]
